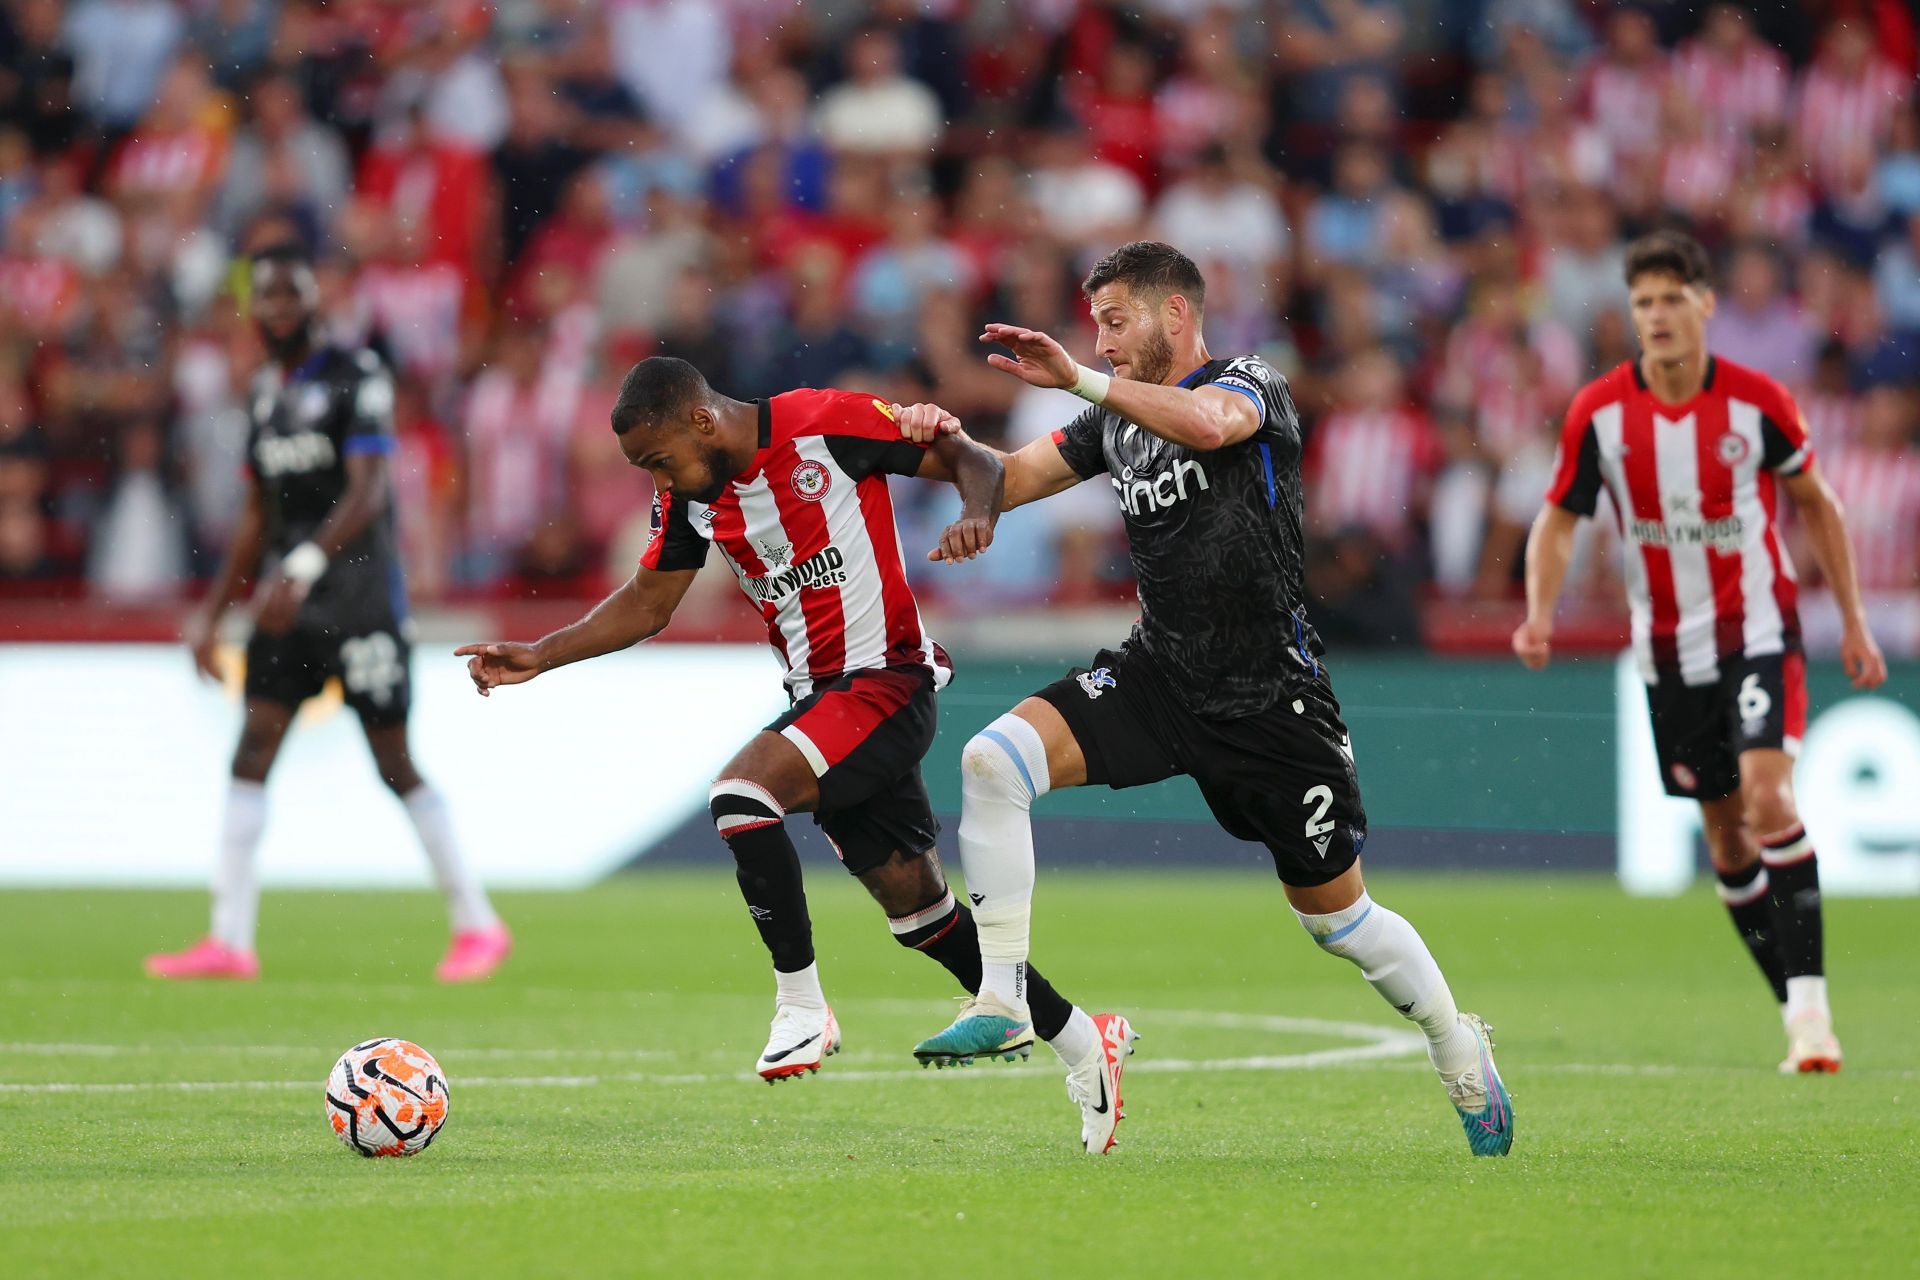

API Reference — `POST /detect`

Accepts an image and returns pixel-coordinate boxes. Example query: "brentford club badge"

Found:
[1670,762,1699,793]
[791,460,831,502]
[1716,432,1750,467]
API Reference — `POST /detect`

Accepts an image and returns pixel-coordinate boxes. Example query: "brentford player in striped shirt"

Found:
[1514,231,1888,1075]
[458,358,1105,1108]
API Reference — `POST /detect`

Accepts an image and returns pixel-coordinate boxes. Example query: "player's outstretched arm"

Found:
[1513,504,1581,670]
[978,322,1260,451]
[896,405,1088,514]
[185,484,266,680]
[1781,466,1888,689]
[455,566,699,696]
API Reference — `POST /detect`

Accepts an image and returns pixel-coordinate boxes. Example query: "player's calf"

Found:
[1294,889,1514,1156]
[956,714,1050,1005]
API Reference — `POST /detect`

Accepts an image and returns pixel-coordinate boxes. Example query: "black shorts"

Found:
[1646,650,1807,800]
[1035,645,1367,887]
[769,664,940,876]
[245,611,414,728]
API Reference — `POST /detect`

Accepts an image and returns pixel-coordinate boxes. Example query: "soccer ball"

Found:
[325,1038,450,1157]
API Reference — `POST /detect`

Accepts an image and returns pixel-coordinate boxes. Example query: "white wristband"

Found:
[282,541,329,587]
[1068,363,1111,405]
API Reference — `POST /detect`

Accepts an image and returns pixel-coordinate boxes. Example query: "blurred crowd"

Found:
[0,0,1915,648]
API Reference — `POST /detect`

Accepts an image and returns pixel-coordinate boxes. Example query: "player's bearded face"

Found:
[251,263,317,360]
[1127,321,1176,386]
[644,434,735,504]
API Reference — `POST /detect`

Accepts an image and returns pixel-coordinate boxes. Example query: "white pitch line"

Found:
[0,1011,1423,1094]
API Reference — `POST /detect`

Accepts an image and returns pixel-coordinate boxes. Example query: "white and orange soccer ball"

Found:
[325,1038,450,1157]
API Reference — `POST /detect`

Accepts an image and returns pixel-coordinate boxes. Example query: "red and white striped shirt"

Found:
[1672,39,1789,143]
[642,390,949,700]
[1548,357,1811,686]
[1794,58,1912,193]
[1305,407,1439,547]
[1816,444,1920,591]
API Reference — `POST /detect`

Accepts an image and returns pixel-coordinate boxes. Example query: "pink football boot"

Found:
[144,937,260,980]
[435,924,512,982]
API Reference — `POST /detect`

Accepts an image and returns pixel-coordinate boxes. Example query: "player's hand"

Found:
[253,576,309,636]
[1841,620,1887,689]
[454,642,545,697]
[182,609,222,682]
[930,510,996,563]
[894,402,960,445]
[979,323,1077,390]
[1512,617,1552,670]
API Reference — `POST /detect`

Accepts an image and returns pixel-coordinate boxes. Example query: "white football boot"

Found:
[758,1004,842,1082]
[1063,1013,1139,1154]
[1779,1007,1842,1075]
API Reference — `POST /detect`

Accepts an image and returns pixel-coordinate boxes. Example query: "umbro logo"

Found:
[749,906,773,921]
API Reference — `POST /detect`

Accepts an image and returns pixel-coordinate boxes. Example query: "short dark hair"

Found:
[1623,230,1711,290]
[249,241,311,270]
[1082,241,1206,315]
[611,357,710,436]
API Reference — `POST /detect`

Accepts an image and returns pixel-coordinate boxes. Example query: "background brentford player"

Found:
[1515,230,1888,1074]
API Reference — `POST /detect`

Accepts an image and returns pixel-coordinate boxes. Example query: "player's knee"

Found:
[960,715,1048,807]
[708,777,785,843]
[1743,785,1798,838]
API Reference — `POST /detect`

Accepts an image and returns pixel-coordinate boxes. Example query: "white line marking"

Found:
[0,1009,1423,1094]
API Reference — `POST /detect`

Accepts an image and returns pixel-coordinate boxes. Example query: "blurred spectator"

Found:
[1306,347,1438,553]
[1815,378,1920,594]
[0,0,80,156]
[460,322,580,578]
[1540,187,1625,349]
[609,0,731,141]
[813,27,944,157]
[1873,213,1920,335]
[1794,19,1912,198]
[1026,122,1144,251]
[63,0,183,130]
[1710,242,1817,386]
[1152,143,1288,301]
[492,61,592,269]
[87,418,186,602]
[215,69,352,243]
[1671,3,1789,147]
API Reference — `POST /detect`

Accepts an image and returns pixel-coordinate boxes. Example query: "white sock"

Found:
[1045,1005,1098,1065]
[1784,975,1829,1023]
[957,714,1050,996]
[981,961,1026,1006]
[403,785,498,933]
[211,779,268,952]
[775,960,826,1010]
[1296,892,1478,1077]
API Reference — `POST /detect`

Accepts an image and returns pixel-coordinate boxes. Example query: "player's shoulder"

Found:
[772,387,900,443]
[1566,361,1638,422]
[1209,354,1286,392]
[1710,356,1797,418]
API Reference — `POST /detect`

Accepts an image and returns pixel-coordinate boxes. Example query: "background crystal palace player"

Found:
[902,241,1513,1158]
[458,358,1118,1123]
[1514,229,1888,1074]
[146,243,510,985]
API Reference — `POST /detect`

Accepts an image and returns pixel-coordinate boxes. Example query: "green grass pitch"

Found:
[3,869,1916,1278]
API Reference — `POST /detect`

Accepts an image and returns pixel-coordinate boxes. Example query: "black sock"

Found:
[891,894,1074,1041]
[711,786,813,973]
[1716,862,1787,1003]
[1761,824,1824,980]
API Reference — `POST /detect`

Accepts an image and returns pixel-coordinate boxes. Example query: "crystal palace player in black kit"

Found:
[904,242,1512,1157]
[146,244,509,983]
